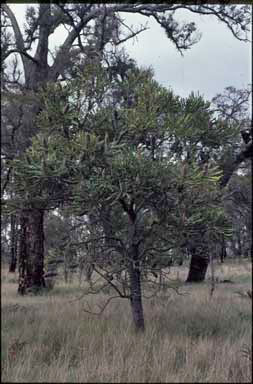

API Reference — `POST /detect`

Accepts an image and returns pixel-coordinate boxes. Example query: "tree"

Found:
[186,86,252,282]
[1,3,250,294]
[224,168,252,259]
[215,86,252,189]
[149,89,237,282]
[14,65,229,331]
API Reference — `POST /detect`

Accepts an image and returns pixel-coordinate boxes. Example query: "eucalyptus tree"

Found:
[185,86,252,281]
[1,3,250,293]
[224,168,252,259]
[213,86,252,188]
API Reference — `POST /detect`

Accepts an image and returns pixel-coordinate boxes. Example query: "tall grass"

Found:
[1,261,252,383]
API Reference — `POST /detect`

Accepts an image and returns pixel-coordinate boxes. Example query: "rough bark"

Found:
[186,244,209,283]
[4,5,51,294]
[18,209,45,294]
[128,261,145,332]
[128,245,145,332]
[119,197,145,331]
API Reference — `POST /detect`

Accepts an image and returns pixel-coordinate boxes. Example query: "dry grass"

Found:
[1,260,252,383]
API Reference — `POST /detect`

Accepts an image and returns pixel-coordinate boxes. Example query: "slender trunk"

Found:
[237,231,242,257]
[9,214,18,272]
[64,249,68,283]
[83,262,94,285]
[18,209,45,294]
[18,213,28,295]
[186,244,209,283]
[64,266,68,283]
[220,234,227,263]
[128,247,145,332]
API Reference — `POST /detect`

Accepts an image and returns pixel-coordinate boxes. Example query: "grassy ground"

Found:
[1,260,252,383]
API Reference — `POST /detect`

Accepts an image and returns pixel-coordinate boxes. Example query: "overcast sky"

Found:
[9,4,252,102]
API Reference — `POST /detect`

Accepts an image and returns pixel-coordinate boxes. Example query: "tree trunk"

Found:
[9,214,18,272]
[64,263,69,284]
[128,250,145,332]
[186,244,209,283]
[220,234,227,263]
[18,209,45,294]
[237,231,242,257]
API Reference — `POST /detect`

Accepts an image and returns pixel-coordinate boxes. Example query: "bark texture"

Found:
[128,256,145,332]
[18,209,45,294]
[186,244,209,283]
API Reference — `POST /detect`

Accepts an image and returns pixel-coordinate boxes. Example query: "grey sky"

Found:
[9,4,252,101]
[122,11,251,100]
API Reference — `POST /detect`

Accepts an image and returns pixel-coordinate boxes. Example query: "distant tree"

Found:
[214,86,252,188]
[224,168,252,259]
[1,213,11,265]
[185,86,252,281]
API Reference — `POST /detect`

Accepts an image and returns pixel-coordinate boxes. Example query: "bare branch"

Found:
[220,140,252,188]
[2,48,39,66]
[82,295,124,316]
[1,5,30,78]
[93,265,125,297]
[114,24,149,46]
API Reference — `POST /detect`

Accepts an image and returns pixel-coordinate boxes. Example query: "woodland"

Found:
[1,3,252,336]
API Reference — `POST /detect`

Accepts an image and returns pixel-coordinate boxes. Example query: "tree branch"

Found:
[2,49,39,65]
[1,5,30,79]
[220,140,252,188]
